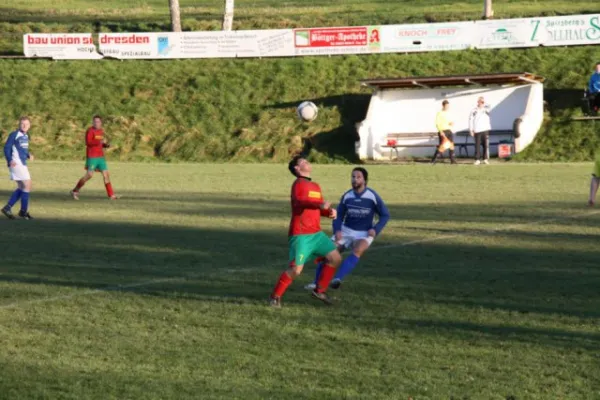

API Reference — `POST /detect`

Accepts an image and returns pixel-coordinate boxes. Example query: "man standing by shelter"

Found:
[469,97,491,165]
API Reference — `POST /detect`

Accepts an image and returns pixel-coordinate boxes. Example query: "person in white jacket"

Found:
[469,97,492,165]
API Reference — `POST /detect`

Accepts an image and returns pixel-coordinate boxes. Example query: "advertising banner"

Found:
[99,33,167,59]
[99,30,295,59]
[23,33,102,59]
[380,22,474,53]
[475,18,537,49]
[22,13,600,60]
[180,30,294,58]
[294,26,381,56]
[532,14,600,46]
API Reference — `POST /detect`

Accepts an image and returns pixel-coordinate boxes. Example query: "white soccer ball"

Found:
[297,101,318,122]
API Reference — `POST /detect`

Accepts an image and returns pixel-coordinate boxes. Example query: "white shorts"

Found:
[9,165,31,181]
[331,225,374,251]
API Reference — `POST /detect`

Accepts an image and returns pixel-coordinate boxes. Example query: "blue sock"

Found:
[20,191,30,212]
[334,254,360,281]
[314,262,324,284]
[7,189,22,208]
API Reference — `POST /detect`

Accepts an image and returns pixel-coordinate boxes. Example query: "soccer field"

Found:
[0,161,599,399]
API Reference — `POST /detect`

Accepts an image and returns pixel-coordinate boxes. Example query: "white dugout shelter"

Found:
[355,72,545,160]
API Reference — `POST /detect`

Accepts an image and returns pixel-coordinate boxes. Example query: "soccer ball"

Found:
[297,101,318,122]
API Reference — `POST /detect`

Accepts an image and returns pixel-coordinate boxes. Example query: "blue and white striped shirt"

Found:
[4,130,30,166]
[333,188,390,235]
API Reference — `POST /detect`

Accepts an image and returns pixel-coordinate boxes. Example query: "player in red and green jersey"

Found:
[269,155,342,307]
[70,115,118,200]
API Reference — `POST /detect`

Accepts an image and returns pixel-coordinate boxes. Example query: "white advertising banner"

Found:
[238,29,295,58]
[23,33,102,59]
[381,21,474,53]
[180,30,294,58]
[99,33,171,59]
[98,30,295,59]
[532,14,600,47]
[475,18,538,49]
[22,13,600,60]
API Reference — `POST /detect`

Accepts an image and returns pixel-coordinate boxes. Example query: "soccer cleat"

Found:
[269,296,282,308]
[2,206,15,220]
[483,159,490,165]
[109,194,120,200]
[474,160,481,165]
[304,283,317,291]
[311,290,333,305]
[70,190,80,200]
[588,200,595,207]
[18,211,33,220]
[329,278,342,290]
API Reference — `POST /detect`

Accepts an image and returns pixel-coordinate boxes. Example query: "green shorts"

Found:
[86,157,108,172]
[288,232,337,266]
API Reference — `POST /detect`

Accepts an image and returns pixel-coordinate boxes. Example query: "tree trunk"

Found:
[483,0,494,20]
[223,0,234,31]
[169,0,182,32]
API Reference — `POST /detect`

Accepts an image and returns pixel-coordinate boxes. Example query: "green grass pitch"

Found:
[0,161,599,399]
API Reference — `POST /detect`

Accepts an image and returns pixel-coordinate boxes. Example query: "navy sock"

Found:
[334,254,360,281]
[20,191,30,212]
[314,262,324,284]
[7,188,22,208]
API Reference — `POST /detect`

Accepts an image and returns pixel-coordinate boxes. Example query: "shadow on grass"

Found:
[0,192,598,350]
[266,94,371,163]
[2,189,597,224]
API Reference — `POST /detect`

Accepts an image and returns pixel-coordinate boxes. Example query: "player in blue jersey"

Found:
[306,167,390,290]
[2,117,34,220]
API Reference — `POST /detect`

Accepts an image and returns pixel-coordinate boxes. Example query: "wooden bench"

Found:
[381,132,438,160]
[382,130,515,159]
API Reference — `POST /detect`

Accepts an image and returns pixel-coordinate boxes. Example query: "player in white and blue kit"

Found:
[2,117,34,220]
[307,167,390,290]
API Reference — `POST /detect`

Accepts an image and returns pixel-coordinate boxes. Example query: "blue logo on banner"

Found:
[158,37,169,55]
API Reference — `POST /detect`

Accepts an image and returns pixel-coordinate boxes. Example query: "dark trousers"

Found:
[431,130,455,163]
[592,94,600,113]
[585,93,600,115]
[474,131,490,160]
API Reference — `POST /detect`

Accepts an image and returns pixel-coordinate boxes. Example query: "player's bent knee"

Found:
[353,240,371,257]
[326,250,342,266]
[288,264,304,278]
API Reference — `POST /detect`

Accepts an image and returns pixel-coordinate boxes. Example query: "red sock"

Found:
[314,256,326,265]
[74,179,86,192]
[105,182,114,197]
[316,264,336,293]
[271,271,293,298]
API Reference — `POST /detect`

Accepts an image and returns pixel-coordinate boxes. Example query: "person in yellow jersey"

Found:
[431,100,457,164]
[588,149,600,206]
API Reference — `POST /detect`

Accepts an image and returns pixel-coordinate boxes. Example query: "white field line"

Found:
[1,209,599,310]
